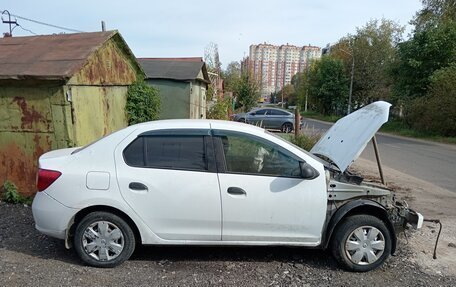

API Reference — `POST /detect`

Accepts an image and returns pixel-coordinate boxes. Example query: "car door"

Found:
[115,127,222,241]
[247,109,267,127]
[270,109,291,129]
[212,128,326,244]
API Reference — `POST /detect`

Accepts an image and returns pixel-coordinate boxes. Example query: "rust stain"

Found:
[0,143,37,196]
[0,135,53,196]
[13,96,45,130]
[76,41,136,85]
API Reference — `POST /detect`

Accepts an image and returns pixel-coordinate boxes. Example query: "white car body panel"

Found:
[114,121,222,241]
[32,119,329,246]
[311,101,392,172]
[210,121,327,245]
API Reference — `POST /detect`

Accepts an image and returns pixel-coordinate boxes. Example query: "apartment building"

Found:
[248,43,321,98]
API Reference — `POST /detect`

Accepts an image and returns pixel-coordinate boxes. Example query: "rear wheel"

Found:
[281,122,293,133]
[74,211,135,268]
[331,215,391,272]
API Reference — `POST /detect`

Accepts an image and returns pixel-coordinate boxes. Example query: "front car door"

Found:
[115,125,222,241]
[211,123,327,245]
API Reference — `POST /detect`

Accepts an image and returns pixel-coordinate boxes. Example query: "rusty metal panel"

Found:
[0,86,69,195]
[189,81,207,119]
[0,87,55,133]
[68,38,139,86]
[0,132,54,196]
[70,85,128,146]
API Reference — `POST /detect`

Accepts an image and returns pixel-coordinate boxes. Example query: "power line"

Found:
[17,23,37,35]
[1,10,84,33]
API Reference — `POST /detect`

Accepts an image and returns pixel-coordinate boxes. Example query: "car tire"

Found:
[331,214,391,272]
[281,122,293,133]
[74,211,136,268]
[238,118,246,123]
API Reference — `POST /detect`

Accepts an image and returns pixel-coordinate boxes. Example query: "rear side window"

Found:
[123,135,208,171]
[271,109,289,116]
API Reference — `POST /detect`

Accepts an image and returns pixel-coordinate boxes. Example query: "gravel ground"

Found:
[0,202,455,287]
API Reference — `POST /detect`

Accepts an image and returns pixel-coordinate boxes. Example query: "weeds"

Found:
[2,180,33,205]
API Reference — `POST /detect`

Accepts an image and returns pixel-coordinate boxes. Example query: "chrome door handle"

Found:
[227,187,246,195]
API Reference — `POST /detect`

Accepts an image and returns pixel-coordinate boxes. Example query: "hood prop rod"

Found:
[372,135,386,185]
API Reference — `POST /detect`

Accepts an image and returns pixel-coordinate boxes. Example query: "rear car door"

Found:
[270,109,291,129]
[115,127,222,241]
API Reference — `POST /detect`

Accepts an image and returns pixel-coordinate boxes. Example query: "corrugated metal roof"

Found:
[0,31,118,81]
[138,58,210,83]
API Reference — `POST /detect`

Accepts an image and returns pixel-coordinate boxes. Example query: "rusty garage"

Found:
[0,31,144,195]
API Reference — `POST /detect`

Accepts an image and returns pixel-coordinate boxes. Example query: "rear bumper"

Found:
[32,191,77,240]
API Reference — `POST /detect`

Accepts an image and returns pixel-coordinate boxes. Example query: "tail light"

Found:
[37,169,62,192]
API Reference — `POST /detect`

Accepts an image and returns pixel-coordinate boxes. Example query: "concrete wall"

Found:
[147,79,190,119]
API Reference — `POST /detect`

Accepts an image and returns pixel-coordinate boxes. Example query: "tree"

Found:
[332,19,405,108]
[275,84,295,105]
[235,72,260,112]
[405,64,456,136]
[412,0,456,32]
[307,56,348,115]
[391,0,456,102]
[223,61,241,92]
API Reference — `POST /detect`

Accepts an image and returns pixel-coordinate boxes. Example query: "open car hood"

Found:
[310,101,391,172]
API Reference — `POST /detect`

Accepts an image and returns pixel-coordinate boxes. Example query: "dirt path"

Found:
[352,158,456,277]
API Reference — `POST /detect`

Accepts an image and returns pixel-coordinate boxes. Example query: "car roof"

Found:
[252,107,292,113]
[131,119,267,133]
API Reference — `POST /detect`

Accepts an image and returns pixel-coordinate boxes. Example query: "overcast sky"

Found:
[2,0,422,68]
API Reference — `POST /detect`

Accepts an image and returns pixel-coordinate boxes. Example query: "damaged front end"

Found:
[326,171,424,235]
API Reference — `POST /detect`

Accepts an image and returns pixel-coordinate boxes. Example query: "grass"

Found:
[303,110,456,144]
[380,120,456,144]
[300,111,341,123]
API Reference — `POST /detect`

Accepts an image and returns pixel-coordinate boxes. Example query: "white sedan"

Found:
[32,101,422,271]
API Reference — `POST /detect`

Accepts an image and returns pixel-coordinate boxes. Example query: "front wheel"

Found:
[331,215,392,272]
[74,211,136,268]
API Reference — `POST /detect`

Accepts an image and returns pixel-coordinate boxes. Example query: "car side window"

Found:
[123,135,208,171]
[214,131,301,178]
[252,109,264,115]
[271,109,288,116]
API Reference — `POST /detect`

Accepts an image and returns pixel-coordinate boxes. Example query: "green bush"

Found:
[290,133,321,151]
[405,64,456,137]
[2,180,33,205]
[125,81,160,125]
[207,98,231,120]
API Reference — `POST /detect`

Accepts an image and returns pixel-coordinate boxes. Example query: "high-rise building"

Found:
[247,43,321,98]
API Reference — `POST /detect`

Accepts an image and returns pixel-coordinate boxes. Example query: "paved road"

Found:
[302,118,456,192]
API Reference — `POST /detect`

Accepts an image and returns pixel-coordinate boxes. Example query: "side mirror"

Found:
[299,161,319,180]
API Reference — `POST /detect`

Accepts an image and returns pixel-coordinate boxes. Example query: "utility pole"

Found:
[2,10,17,36]
[347,54,354,114]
